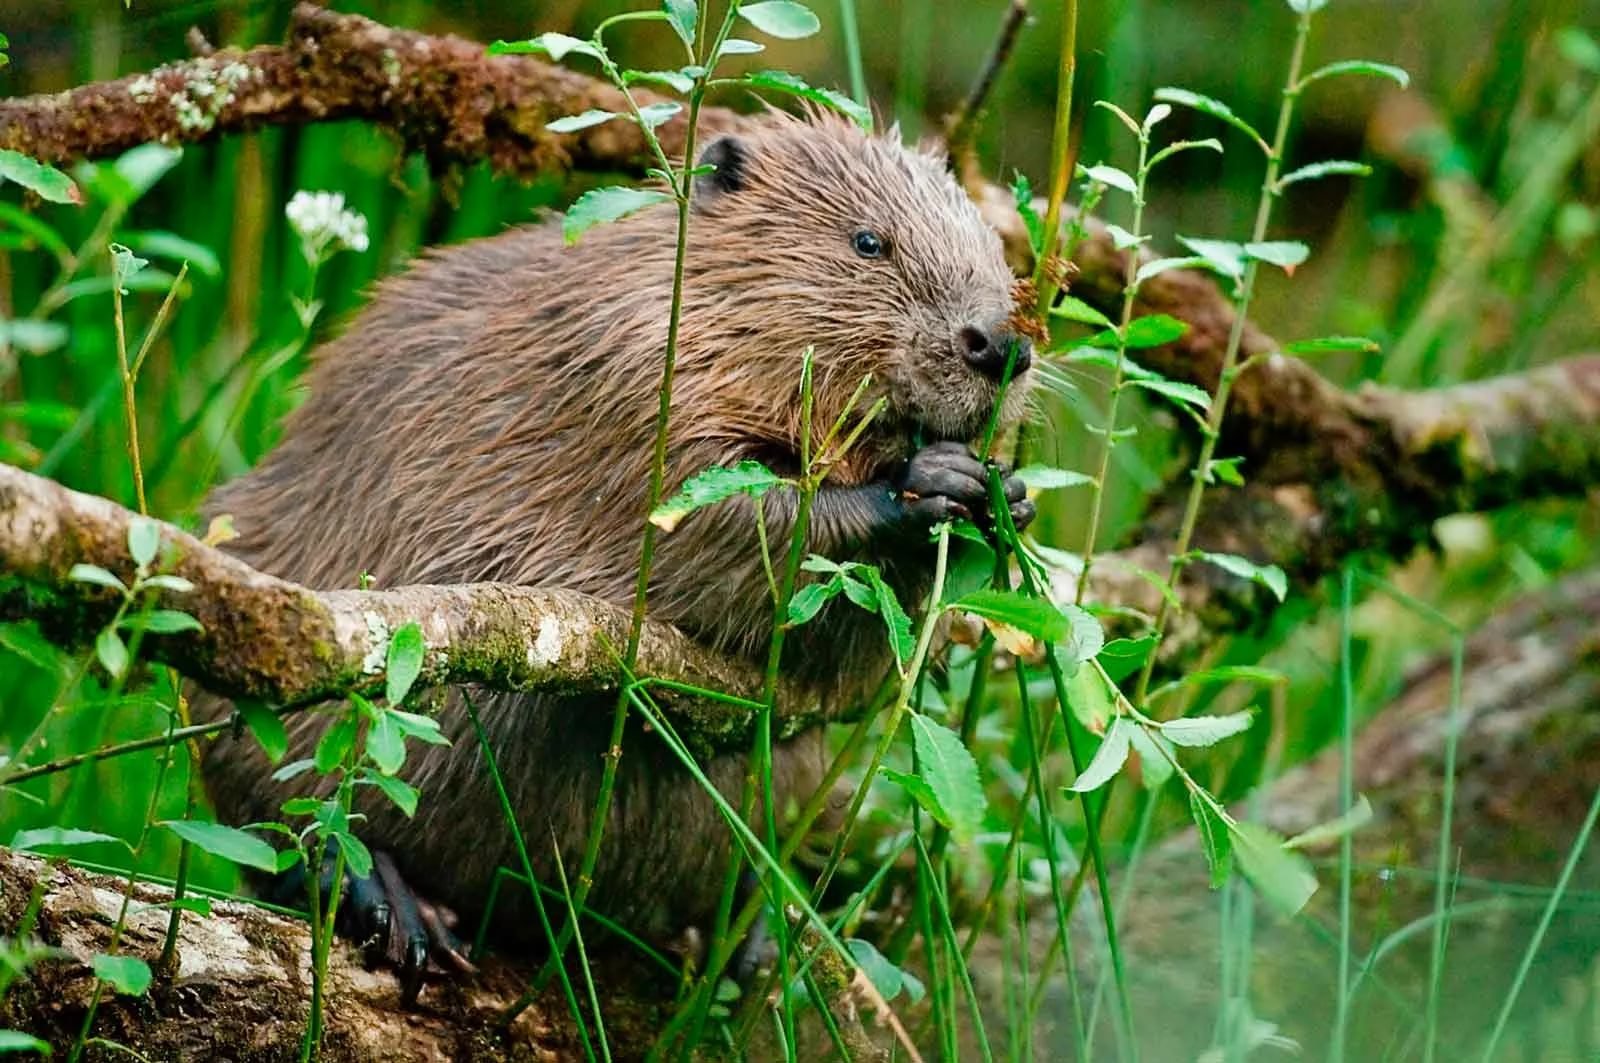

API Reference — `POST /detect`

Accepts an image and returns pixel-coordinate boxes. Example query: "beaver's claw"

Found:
[896,441,1034,533]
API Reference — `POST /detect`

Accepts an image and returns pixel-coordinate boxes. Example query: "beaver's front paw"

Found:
[896,441,1034,532]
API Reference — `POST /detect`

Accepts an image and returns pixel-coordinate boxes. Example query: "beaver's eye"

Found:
[852,229,887,259]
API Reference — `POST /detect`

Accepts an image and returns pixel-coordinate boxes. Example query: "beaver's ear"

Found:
[694,136,749,202]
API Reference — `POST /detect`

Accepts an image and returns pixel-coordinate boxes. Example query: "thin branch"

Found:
[944,0,1029,179]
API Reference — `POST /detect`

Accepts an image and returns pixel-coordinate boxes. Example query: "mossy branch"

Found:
[0,462,817,753]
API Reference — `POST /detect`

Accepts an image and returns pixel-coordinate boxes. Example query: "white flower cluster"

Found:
[285,190,371,258]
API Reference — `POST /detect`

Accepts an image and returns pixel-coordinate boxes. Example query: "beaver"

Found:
[194,107,1035,997]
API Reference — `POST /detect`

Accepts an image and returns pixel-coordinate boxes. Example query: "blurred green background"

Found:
[2,0,1599,1058]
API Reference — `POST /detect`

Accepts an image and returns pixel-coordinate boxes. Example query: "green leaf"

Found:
[562,186,672,245]
[1011,171,1044,256]
[0,1029,52,1054]
[1283,335,1380,356]
[1132,376,1211,412]
[1065,664,1116,731]
[951,589,1071,644]
[625,69,695,94]
[487,33,605,63]
[126,517,160,568]
[860,568,914,668]
[0,149,81,205]
[1049,294,1112,328]
[634,101,684,130]
[1081,164,1136,195]
[1014,466,1094,492]
[68,564,127,593]
[11,827,130,854]
[1057,604,1105,666]
[0,319,68,355]
[117,229,222,278]
[1206,457,1246,485]
[1286,0,1328,11]
[651,460,785,532]
[92,954,151,996]
[365,771,420,817]
[908,713,987,845]
[271,758,316,783]
[1143,102,1172,131]
[109,243,149,295]
[1189,790,1233,888]
[95,627,129,679]
[159,820,280,872]
[334,830,375,879]
[1300,59,1409,90]
[1286,794,1374,850]
[739,1,821,39]
[130,610,202,635]
[664,0,698,45]
[1153,87,1267,152]
[280,796,322,817]
[237,701,287,764]
[366,711,406,775]
[847,938,910,1002]
[1177,235,1246,279]
[1192,550,1288,602]
[1558,28,1600,73]
[386,622,425,705]
[1244,240,1309,272]
[389,710,450,746]
[718,38,766,56]
[1097,636,1155,683]
[1104,223,1146,251]
[1147,138,1224,171]
[1277,159,1373,189]
[1126,723,1175,790]
[102,144,183,206]
[315,716,357,773]
[1123,314,1188,348]
[1159,711,1254,748]
[1094,100,1141,136]
[1068,718,1131,793]
[1231,821,1319,916]
[545,109,624,134]
[741,71,871,129]
[881,767,949,828]
[1134,255,1211,286]
[787,578,843,626]
[142,574,195,593]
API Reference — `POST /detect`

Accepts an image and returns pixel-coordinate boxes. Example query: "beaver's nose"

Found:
[960,325,1033,381]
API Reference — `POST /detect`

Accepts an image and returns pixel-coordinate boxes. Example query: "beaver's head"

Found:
[687,109,1030,450]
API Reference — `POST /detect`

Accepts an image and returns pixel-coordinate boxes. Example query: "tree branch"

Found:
[0,463,817,754]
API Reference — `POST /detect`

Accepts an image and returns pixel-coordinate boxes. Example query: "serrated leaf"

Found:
[663,0,697,45]
[1190,790,1233,888]
[1011,171,1044,256]
[787,578,843,626]
[1133,376,1211,412]
[952,589,1070,645]
[385,622,425,705]
[1104,223,1147,250]
[545,109,624,134]
[742,70,870,129]
[334,830,374,878]
[0,149,81,204]
[847,938,909,1002]
[0,1029,53,1053]
[488,32,604,63]
[1193,550,1288,602]
[237,701,287,763]
[562,186,671,245]
[1134,255,1211,286]
[651,460,784,532]
[1207,457,1246,485]
[861,568,914,668]
[739,1,821,39]
[718,38,766,56]
[366,772,419,817]
[908,712,987,844]
[1068,718,1131,793]
[1126,723,1175,790]
[1014,466,1094,491]
[1057,604,1105,666]
[68,564,127,593]
[882,767,949,828]
[1231,820,1318,915]
[95,627,128,679]
[1283,335,1379,356]
[1177,235,1246,279]
[1286,794,1374,850]
[1277,159,1373,189]
[1300,59,1409,90]
[92,954,151,996]
[1154,87,1267,152]
[1065,663,1116,731]
[131,609,202,635]
[1081,164,1136,195]
[11,827,130,853]
[634,101,684,130]
[1244,240,1309,272]
[1050,295,1112,328]
[366,711,406,775]
[160,820,279,872]
[1159,711,1254,747]
[315,716,357,773]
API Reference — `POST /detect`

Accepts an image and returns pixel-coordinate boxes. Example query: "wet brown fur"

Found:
[194,109,1024,949]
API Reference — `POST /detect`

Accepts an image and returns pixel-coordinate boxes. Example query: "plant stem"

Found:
[111,269,146,516]
[1032,0,1080,315]
[1132,8,1313,707]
